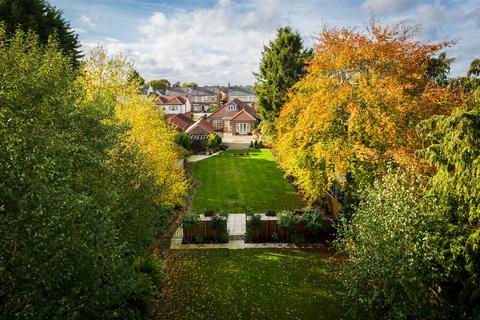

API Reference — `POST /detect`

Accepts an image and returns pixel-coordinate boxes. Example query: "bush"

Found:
[181,212,200,230]
[247,214,262,242]
[277,211,299,230]
[206,133,222,151]
[303,209,326,234]
[212,215,229,243]
[265,210,276,217]
[258,140,263,148]
[336,171,450,319]
[291,233,305,244]
[119,255,164,319]
[195,234,205,243]
[253,140,258,148]
[174,131,191,151]
[204,210,216,217]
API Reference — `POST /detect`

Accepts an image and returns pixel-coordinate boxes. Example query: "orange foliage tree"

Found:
[274,22,459,203]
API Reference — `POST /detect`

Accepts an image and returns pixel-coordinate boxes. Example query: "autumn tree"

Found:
[254,26,311,136]
[274,22,459,203]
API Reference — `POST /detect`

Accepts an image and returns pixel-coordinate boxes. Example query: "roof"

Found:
[230,109,256,121]
[186,118,216,135]
[187,87,217,96]
[208,98,256,120]
[155,96,188,105]
[168,114,194,131]
[166,87,188,96]
[228,86,255,96]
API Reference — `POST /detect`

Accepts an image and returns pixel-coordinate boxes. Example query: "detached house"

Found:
[156,96,191,115]
[227,86,256,106]
[168,113,194,131]
[207,98,257,135]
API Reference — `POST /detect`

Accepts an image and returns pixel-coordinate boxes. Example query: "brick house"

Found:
[167,113,194,131]
[206,98,257,135]
[155,96,191,115]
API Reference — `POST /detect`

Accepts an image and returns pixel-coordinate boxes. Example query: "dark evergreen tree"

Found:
[254,26,311,136]
[0,0,81,66]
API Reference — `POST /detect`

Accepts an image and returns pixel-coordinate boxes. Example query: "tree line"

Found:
[0,6,187,318]
[255,22,480,318]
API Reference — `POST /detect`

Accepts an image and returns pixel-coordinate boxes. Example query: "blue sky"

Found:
[50,0,480,85]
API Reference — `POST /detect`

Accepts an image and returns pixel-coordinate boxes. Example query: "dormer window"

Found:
[228,103,237,111]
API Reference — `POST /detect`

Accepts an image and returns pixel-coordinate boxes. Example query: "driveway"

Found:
[220,133,253,149]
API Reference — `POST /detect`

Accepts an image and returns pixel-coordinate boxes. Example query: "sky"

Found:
[50,0,480,85]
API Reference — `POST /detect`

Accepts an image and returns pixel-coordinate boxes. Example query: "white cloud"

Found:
[80,15,96,28]
[75,0,480,84]
[107,0,290,84]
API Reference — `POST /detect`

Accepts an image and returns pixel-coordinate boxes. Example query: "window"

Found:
[236,122,250,134]
[213,120,223,128]
[228,103,237,111]
[169,105,178,111]
[211,96,216,102]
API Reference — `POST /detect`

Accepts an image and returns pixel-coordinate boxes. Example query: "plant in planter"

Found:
[181,212,200,243]
[212,215,228,243]
[247,214,262,242]
[277,210,299,241]
[303,209,326,241]
[204,210,216,217]
[265,210,276,217]
[291,233,305,244]
[195,233,205,243]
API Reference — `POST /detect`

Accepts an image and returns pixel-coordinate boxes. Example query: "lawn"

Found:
[154,249,345,320]
[190,149,305,213]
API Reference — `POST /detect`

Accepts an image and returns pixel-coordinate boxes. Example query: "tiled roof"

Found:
[168,114,194,131]
[208,98,256,120]
[155,96,188,105]
[230,109,256,121]
[186,118,216,134]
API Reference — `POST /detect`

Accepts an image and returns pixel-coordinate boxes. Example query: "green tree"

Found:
[181,81,198,89]
[128,68,145,86]
[424,52,455,86]
[206,133,222,151]
[0,0,81,66]
[418,100,480,318]
[146,79,171,91]
[337,170,450,319]
[254,26,311,136]
[0,28,168,319]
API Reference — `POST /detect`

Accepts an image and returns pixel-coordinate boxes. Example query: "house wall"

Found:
[231,120,255,135]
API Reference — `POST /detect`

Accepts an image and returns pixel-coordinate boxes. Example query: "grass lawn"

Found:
[190,149,305,213]
[154,249,345,320]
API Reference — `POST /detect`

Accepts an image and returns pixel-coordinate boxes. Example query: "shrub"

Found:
[265,210,276,217]
[277,210,299,230]
[291,233,305,244]
[303,209,326,235]
[336,171,450,319]
[181,212,200,230]
[271,232,279,242]
[249,140,254,148]
[258,140,263,148]
[204,210,216,217]
[253,140,258,148]
[247,214,262,242]
[206,133,222,151]
[174,131,191,151]
[212,215,229,243]
[195,234,205,243]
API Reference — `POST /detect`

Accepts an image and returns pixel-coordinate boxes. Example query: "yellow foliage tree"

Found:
[80,47,188,207]
[275,22,460,202]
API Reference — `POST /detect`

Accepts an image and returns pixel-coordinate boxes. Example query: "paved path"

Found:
[227,213,246,239]
[186,151,221,163]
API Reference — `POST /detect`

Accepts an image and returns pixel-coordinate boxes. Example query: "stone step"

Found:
[229,234,244,241]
